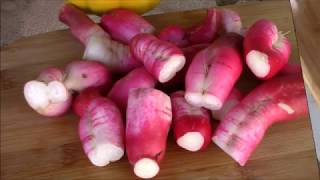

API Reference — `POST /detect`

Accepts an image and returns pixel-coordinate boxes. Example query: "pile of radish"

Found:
[23,4,308,179]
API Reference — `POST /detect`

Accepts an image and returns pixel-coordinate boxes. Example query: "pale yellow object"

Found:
[66,0,160,15]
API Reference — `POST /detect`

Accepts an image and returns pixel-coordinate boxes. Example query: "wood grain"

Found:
[1,1,319,179]
[290,0,320,105]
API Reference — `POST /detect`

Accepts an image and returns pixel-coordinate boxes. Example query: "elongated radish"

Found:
[244,19,291,79]
[64,61,111,92]
[187,8,222,44]
[130,34,186,83]
[158,25,189,47]
[107,67,156,113]
[171,91,212,152]
[72,88,102,117]
[79,97,124,167]
[59,4,142,73]
[126,88,172,179]
[24,68,72,117]
[185,33,243,110]
[211,88,243,120]
[101,9,155,44]
[212,74,308,166]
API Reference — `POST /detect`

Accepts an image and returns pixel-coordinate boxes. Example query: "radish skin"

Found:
[79,97,125,167]
[64,61,111,92]
[59,4,141,73]
[72,88,102,117]
[107,67,157,112]
[211,88,243,120]
[126,88,172,179]
[24,68,72,117]
[171,91,212,152]
[279,63,302,75]
[130,34,186,83]
[187,8,222,44]
[244,19,291,79]
[161,43,210,92]
[101,9,155,44]
[185,33,243,110]
[212,75,308,166]
[158,25,189,47]
[220,9,242,35]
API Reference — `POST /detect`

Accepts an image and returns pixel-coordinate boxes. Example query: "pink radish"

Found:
[79,97,125,167]
[220,9,242,35]
[161,43,210,92]
[130,34,186,83]
[185,33,243,110]
[211,88,243,120]
[244,19,291,79]
[64,61,111,92]
[126,88,172,179]
[158,25,189,47]
[279,63,302,75]
[107,67,157,113]
[59,4,141,73]
[171,91,212,152]
[101,9,155,44]
[72,88,102,117]
[187,8,222,44]
[212,74,308,166]
[24,67,72,117]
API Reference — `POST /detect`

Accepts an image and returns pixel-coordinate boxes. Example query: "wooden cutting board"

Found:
[1,1,319,179]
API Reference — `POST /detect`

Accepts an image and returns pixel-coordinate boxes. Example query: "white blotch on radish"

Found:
[246,50,270,78]
[278,103,295,114]
[177,132,204,152]
[185,92,222,110]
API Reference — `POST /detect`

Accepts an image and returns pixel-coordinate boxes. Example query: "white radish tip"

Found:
[212,135,245,166]
[47,81,69,103]
[185,92,222,110]
[246,50,270,78]
[134,158,159,179]
[177,132,204,152]
[159,55,186,83]
[88,144,124,167]
[24,81,50,110]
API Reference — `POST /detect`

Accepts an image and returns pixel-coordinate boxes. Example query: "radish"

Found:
[160,43,210,92]
[59,4,142,73]
[187,8,222,44]
[101,9,155,44]
[130,34,186,83]
[107,67,157,113]
[171,91,212,152]
[244,19,291,79]
[211,88,243,120]
[79,97,125,167]
[279,63,302,75]
[220,9,242,35]
[72,88,102,117]
[24,67,72,117]
[212,74,308,166]
[126,88,172,179]
[185,33,243,110]
[158,25,189,47]
[64,61,111,92]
